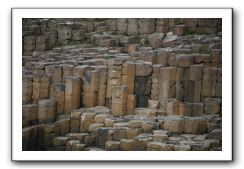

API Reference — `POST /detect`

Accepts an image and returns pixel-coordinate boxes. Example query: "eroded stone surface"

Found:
[22,18,222,151]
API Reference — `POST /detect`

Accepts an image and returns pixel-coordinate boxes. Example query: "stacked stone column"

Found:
[127,19,138,36]
[159,67,176,112]
[138,19,155,34]
[188,65,203,102]
[156,19,169,33]
[201,67,218,101]
[94,66,108,106]
[216,68,222,97]
[135,61,152,107]
[37,99,57,123]
[117,19,127,35]
[82,70,99,108]
[45,65,62,84]
[73,65,89,105]
[111,86,128,117]
[22,75,33,104]
[106,58,123,107]
[32,75,50,104]
[106,19,117,31]
[121,61,136,114]
[176,67,189,102]
[49,83,65,114]
[61,64,74,82]
[64,76,81,114]
[151,65,162,101]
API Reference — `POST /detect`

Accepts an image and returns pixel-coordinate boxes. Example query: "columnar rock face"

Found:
[106,58,124,107]
[50,83,65,114]
[41,123,60,150]
[62,64,74,81]
[37,99,56,123]
[202,68,218,99]
[122,61,135,94]
[22,18,222,151]
[216,68,222,97]
[64,76,81,114]
[111,86,128,117]
[22,75,33,104]
[22,125,39,150]
[117,19,128,34]
[22,104,37,126]
[82,70,99,108]
[151,65,162,100]
[159,67,176,112]
[127,94,136,114]
[45,65,62,84]
[188,65,203,102]
[138,19,155,34]
[127,19,139,36]
[135,61,152,107]
[95,66,108,106]
[175,67,189,102]
[32,76,50,104]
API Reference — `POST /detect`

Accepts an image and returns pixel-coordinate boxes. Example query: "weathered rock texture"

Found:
[22,18,222,151]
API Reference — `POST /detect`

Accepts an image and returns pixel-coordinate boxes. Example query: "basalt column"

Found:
[93,66,108,106]
[135,62,152,107]
[111,86,128,117]
[64,76,81,114]
[176,67,189,102]
[49,83,65,114]
[106,58,123,108]
[45,65,62,84]
[151,65,162,101]
[159,67,176,112]
[122,61,136,114]
[37,99,56,123]
[138,19,155,34]
[61,64,74,82]
[201,67,217,101]
[216,68,222,97]
[188,65,203,102]
[22,75,33,104]
[117,19,128,35]
[82,70,99,108]
[73,65,89,106]
[32,75,50,104]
